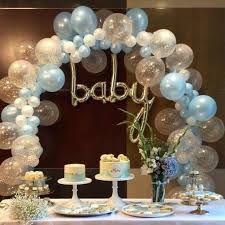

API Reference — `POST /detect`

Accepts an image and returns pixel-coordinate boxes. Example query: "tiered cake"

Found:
[64,164,86,182]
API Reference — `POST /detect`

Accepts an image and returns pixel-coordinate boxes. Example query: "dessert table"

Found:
[1,199,225,225]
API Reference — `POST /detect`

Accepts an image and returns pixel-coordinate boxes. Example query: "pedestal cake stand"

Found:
[95,174,134,209]
[58,178,92,208]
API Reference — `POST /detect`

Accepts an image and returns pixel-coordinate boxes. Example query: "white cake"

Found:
[99,154,130,178]
[64,164,86,182]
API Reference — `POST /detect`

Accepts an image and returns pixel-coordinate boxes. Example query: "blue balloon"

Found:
[92,40,101,50]
[99,39,111,50]
[61,52,70,64]
[122,44,132,53]
[19,88,32,99]
[37,64,65,92]
[30,83,44,96]
[177,96,190,108]
[160,72,186,101]
[110,43,122,54]
[27,116,40,127]
[1,105,20,122]
[79,45,90,58]
[188,95,217,121]
[53,12,76,40]
[70,6,97,36]
[140,46,151,58]
[180,109,190,118]
[192,90,199,96]
[126,8,148,36]
[73,35,83,47]
[18,124,36,135]
[185,83,193,95]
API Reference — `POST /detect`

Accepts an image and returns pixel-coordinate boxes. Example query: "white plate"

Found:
[122,203,174,218]
[54,203,114,217]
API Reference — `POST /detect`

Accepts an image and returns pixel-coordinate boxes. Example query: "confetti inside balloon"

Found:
[166,44,194,71]
[103,13,133,43]
[154,108,186,136]
[150,29,176,58]
[186,68,203,90]
[81,50,107,73]
[34,100,59,126]
[135,56,165,87]
[96,9,113,28]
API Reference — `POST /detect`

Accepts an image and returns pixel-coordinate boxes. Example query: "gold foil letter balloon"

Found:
[8,60,37,88]
[0,77,19,103]
[0,122,18,150]
[103,13,133,43]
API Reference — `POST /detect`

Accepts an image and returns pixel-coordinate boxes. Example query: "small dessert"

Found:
[99,154,130,178]
[64,164,86,182]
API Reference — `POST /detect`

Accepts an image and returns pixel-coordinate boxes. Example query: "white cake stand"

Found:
[58,178,92,209]
[95,174,134,209]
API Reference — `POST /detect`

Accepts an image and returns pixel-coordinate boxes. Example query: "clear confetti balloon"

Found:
[197,173,215,191]
[0,122,18,150]
[35,38,62,66]
[124,46,142,74]
[34,100,59,126]
[81,50,107,73]
[0,77,20,104]
[166,44,194,71]
[15,40,37,64]
[154,108,186,136]
[8,60,37,88]
[198,117,224,143]
[186,68,203,90]
[191,145,219,173]
[135,56,165,87]
[103,13,133,43]
[96,9,113,28]
[176,149,192,164]
[0,181,18,196]
[150,29,176,58]
[168,128,186,151]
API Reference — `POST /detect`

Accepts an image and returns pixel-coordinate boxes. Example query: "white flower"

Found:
[141,164,149,175]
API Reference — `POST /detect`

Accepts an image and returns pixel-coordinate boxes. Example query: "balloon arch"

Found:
[0,6,223,195]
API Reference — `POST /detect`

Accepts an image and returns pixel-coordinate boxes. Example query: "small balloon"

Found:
[8,60,37,88]
[150,29,176,58]
[198,117,224,143]
[135,56,165,87]
[154,108,186,136]
[166,44,194,71]
[103,13,133,43]
[0,122,18,150]
[35,38,62,66]
[71,6,97,36]
[1,105,20,122]
[160,72,186,101]
[34,100,59,126]
[124,46,143,74]
[188,95,217,121]
[37,64,65,92]
[53,12,76,40]
[191,145,219,173]
[96,9,113,28]
[126,8,148,36]
[186,68,203,91]
[81,50,107,74]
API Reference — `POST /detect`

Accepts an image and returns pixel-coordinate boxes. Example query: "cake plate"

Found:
[58,178,92,209]
[95,174,134,209]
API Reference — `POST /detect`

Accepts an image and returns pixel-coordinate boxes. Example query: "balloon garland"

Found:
[0,6,223,195]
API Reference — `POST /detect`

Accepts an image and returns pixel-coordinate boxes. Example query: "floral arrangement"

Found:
[10,192,48,225]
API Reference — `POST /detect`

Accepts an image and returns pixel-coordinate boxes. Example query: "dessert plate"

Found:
[54,203,115,217]
[121,203,174,218]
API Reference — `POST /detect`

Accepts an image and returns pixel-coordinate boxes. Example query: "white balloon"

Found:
[70,51,82,63]
[93,28,105,40]
[21,105,34,118]
[83,34,96,47]
[62,41,75,54]
[125,35,137,47]
[15,115,27,127]
[14,97,27,109]
[136,31,152,46]
[28,96,40,108]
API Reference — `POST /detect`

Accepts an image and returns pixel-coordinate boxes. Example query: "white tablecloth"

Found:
[1,199,225,225]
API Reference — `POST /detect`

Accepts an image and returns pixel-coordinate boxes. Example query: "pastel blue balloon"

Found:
[70,6,97,36]
[126,8,148,36]
[177,96,190,108]
[185,83,193,95]
[53,12,76,40]
[188,95,217,121]
[37,64,65,92]
[180,109,190,118]
[18,124,36,135]
[61,52,70,64]
[122,45,132,54]
[140,46,151,58]
[92,40,100,50]
[1,105,20,122]
[31,83,44,96]
[27,116,40,127]
[73,35,83,47]
[193,90,199,96]
[99,39,111,50]
[19,88,32,99]
[160,72,186,101]
[110,43,122,54]
[79,45,90,58]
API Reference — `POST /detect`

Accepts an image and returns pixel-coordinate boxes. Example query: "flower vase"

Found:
[151,173,167,203]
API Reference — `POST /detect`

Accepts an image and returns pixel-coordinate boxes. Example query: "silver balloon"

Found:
[135,56,165,87]
[103,13,133,43]
[124,46,142,74]
[81,50,107,74]
[198,117,224,143]
[186,68,203,90]
[155,108,186,136]
[150,29,176,58]
[166,44,194,71]
[191,145,219,173]
[96,9,113,28]
[34,100,59,126]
